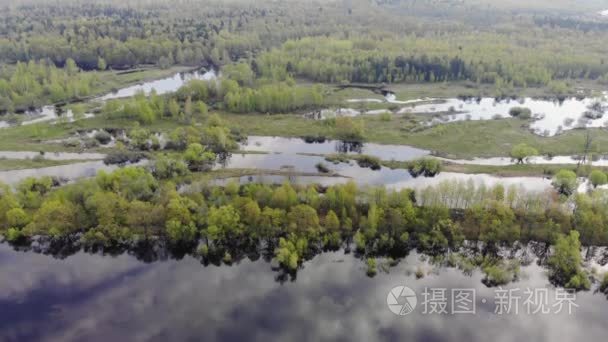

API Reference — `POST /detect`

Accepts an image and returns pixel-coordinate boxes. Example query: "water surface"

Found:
[0,244,606,342]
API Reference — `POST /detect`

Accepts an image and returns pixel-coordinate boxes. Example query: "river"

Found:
[0,243,606,342]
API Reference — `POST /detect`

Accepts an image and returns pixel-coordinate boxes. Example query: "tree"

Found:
[97,57,107,71]
[6,207,29,228]
[23,199,77,237]
[324,210,340,231]
[334,117,365,142]
[548,231,590,290]
[510,143,538,164]
[183,143,216,171]
[552,169,578,196]
[589,170,607,188]
[287,204,320,237]
[207,205,242,242]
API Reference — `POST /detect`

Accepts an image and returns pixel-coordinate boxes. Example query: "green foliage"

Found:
[334,117,365,142]
[207,205,242,242]
[510,143,538,164]
[183,143,216,171]
[548,231,590,290]
[509,107,532,119]
[96,167,158,201]
[6,207,30,228]
[0,60,97,111]
[552,169,578,196]
[407,158,442,177]
[366,258,377,276]
[482,259,520,286]
[153,155,190,179]
[589,170,608,188]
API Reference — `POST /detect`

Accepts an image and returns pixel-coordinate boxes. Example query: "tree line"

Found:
[0,164,606,288]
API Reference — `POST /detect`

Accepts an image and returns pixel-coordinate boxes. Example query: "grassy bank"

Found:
[0,158,91,171]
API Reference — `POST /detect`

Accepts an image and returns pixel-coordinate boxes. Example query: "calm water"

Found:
[343,94,608,136]
[0,243,607,342]
[98,69,218,100]
[240,136,429,162]
[0,160,148,185]
[214,150,552,192]
[400,96,608,136]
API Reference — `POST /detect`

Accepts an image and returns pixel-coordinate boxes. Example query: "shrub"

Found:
[93,130,113,145]
[356,155,381,170]
[408,158,442,177]
[315,162,330,173]
[509,107,532,119]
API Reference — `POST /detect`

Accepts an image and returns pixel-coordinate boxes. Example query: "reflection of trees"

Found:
[3,239,564,285]
[335,141,363,154]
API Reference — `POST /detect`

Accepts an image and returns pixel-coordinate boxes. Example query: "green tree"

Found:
[552,169,578,196]
[207,205,242,242]
[510,143,538,164]
[589,170,607,188]
[97,57,107,70]
[548,231,590,290]
[183,143,216,171]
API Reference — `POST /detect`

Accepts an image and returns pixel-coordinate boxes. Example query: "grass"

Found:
[0,158,90,171]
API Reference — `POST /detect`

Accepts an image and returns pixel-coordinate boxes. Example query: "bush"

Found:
[103,151,146,165]
[510,143,538,164]
[482,260,520,286]
[408,158,442,177]
[589,170,608,188]
[334,117,365,142]
[552,169,578,196]
[356,155,381,170]
[93,130,113,145]
[366,258,377,277]
[509,107,532,119]
[315,162,330,173]
[379,112,392,121]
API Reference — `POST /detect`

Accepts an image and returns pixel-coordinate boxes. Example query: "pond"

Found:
[215,152,552,192]
[439,155,608,167]
[400,96,608,136]
[1,243,607,342]
[240,136,430,161]
[0,160,147,185]
[344,93,608,136]
[98,68,218,100]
